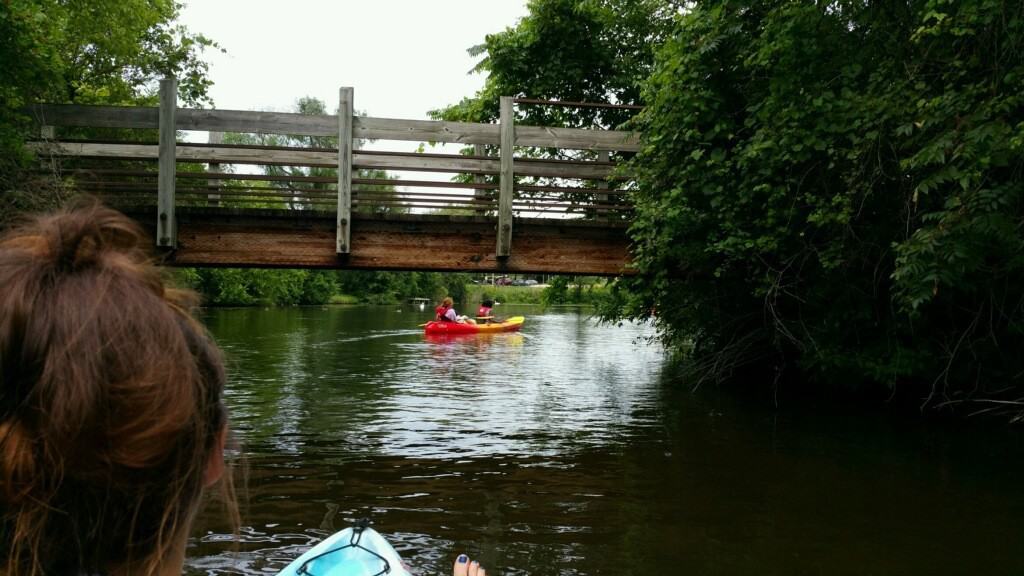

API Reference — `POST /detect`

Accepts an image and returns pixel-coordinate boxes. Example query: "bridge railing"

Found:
[26,80,640,259]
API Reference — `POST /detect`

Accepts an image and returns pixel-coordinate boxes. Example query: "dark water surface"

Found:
[187,306,1024,575]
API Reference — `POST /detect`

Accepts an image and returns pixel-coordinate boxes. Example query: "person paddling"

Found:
[435,296,456,321]
[476,298,501,323]
[435,296,475,324]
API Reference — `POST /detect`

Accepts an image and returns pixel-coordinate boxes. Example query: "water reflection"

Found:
[210,306,662,461]
[188,306,1024,576]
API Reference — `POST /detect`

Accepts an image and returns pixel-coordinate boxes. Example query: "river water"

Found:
[186,305,1024,575]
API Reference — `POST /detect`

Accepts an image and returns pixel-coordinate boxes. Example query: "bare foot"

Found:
[453,554,486,576]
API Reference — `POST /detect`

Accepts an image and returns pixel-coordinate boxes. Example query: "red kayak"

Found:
[423,316,525,335]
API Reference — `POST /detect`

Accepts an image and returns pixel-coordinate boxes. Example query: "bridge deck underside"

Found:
[126,208,632,275]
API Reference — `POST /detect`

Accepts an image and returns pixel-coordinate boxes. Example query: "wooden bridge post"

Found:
[596,149,610,218]
[157,77,177,248]
[473,143,487,216]
[497,96,514,258]
[38,125,56,175]
[337,87,354,254]
[207,131,222,207]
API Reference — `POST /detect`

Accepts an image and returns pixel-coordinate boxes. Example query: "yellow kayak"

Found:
[424,316,525,335]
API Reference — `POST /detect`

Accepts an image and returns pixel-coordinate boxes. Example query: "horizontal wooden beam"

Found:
[515,125,638,151]
[27,104,159,129]
[65,171,629,196]
[27,104,640,151]
[512,97,645,111]
[29,142,619,179]
[92,191,626,211]
[117,208,631,275]
[182,108,335,136]
[355,116,498,145]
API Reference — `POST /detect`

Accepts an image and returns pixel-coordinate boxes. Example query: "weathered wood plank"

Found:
[29,103,640,151]
[126,209,632,275]
[515,125,639,151]
[178,108,335,135]
[337,87,353,254]
[27,104,332,134]
[512,97,645,110]
[498,96,514,258]
[473,143,488,215]
[354,116,499,145]
[207,131,222,207]
[353,151,496,174]
[597,150,610,204]
[36,125,57,173]
[28,143,620,179]
[156,78,177,247]
[356,117,640,151]
[27,142,335,165]
[29,104,158,129]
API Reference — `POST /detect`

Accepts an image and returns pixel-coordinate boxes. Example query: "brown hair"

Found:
[441,297,453,308]
[0,203,236,576]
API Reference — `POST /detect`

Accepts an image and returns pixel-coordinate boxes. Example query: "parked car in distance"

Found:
[495,276,513,285]
[512,279,539,286]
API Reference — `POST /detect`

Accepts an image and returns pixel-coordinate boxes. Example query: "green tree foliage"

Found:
[300,271,340,305]
[542,276,571,305]
[431,0,674,129]
[184,268,451,307]
[1,0,218,214]
[442,273,473,304]
[187,269,332,306]
[336,271,452,304]
[608,0,1024,405]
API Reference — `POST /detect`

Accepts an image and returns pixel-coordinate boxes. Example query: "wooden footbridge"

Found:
[27,79,640,275]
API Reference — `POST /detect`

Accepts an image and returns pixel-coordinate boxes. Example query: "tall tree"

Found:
[432,0,674,129]
[0,0,218,217]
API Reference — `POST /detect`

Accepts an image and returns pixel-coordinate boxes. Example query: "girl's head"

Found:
[0,204,234,576]
[442,297,453,308]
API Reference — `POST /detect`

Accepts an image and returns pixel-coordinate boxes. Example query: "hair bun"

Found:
[42,201,147,272]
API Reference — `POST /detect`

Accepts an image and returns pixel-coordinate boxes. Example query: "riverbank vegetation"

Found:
[178,268,472,307]
[465,279,608,306]
[447,0,1024,412]
[180,268,606,308]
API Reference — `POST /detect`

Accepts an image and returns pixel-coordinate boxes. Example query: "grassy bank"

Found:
[465,285,545,305]
[328,294,360,305]
[465,281,610,306]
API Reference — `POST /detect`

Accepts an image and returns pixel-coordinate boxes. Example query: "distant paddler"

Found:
[434,296,476,324]
[476,298,502,323]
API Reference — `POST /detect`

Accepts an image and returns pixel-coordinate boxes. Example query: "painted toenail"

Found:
[458,554,468,564]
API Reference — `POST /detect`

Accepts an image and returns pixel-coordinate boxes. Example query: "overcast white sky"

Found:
[179,0,528,120]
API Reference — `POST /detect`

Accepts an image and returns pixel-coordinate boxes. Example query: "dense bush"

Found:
[608,0,1024,407]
